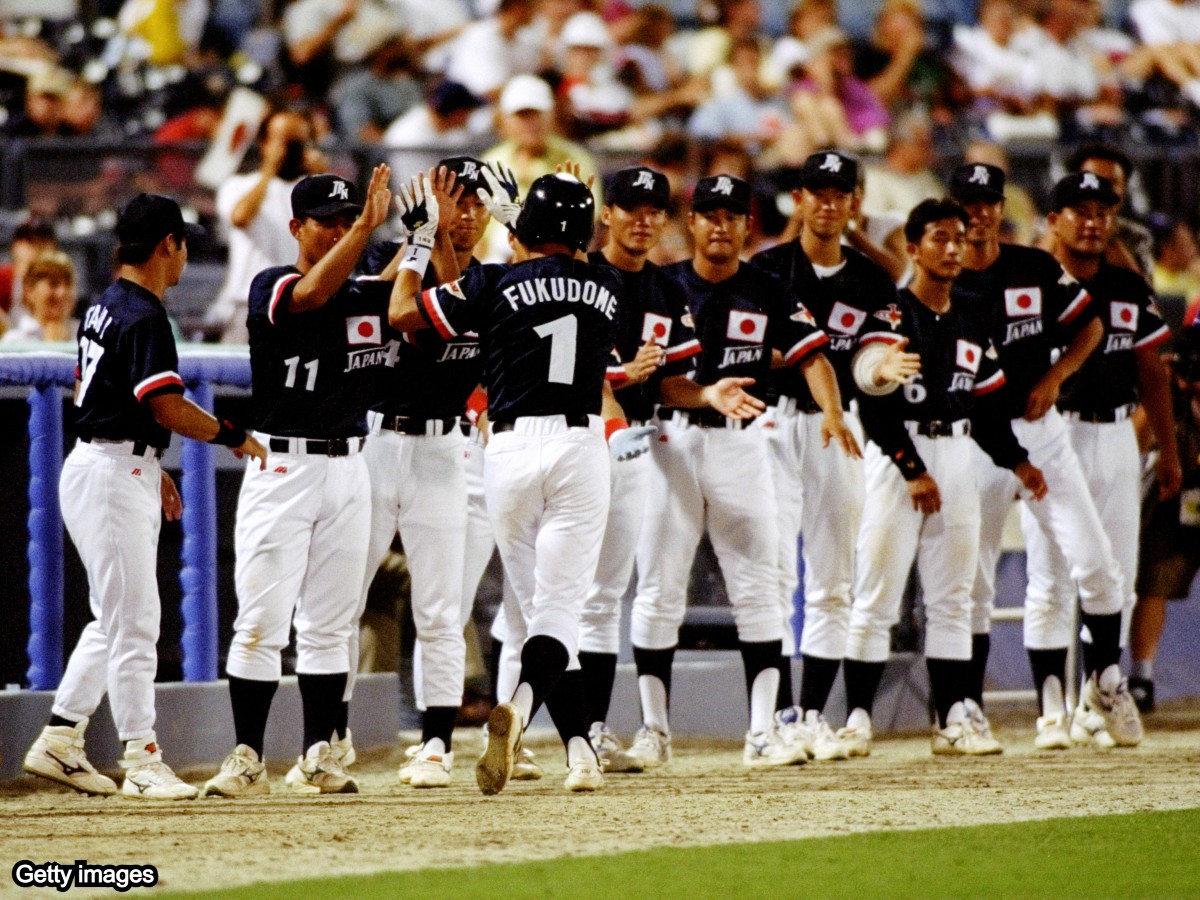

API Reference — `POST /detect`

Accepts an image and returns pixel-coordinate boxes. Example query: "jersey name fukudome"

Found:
[500,276,619,319]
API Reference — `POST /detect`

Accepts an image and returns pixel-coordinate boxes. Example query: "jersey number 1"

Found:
[283,356,319,391]
[533,314,576,385]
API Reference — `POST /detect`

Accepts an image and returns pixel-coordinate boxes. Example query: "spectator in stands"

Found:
[3,67,71,139]
[963,139,1038,244]
[1041,143,1155,276]
[206,110,323,342]
[609,5,710,134]
[281,0,406,100]
[526,0,586,73]
[951,0,1034,114]
[1,251,78,344]
[0,221,58,321]
[117,0,210,65]
[482,73,598,258]
[778,25,889,161]
[680,0,765,78]
[556,12,636,138]
[853,0,959,118]
[1128,0,1200,108]
[687,38,786,153]
[859,108,944,221]
[330,44,423,143]
[60,80,111,139]
[442,0,538,104]
[1150,216,1200,302]
[383,81,489,177]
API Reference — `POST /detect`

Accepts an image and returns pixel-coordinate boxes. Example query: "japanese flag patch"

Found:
[1110,302,1138,332]
[827,301,867,335]
[956,339,981,373]
[728,310,767,343]
[347,315,382,346]
[1005,287,1042,318]
[642,312,672,347]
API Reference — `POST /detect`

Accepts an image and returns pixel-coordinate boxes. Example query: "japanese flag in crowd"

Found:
[195,87,270,190]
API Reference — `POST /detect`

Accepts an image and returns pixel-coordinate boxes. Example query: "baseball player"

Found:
[951,162,1132,750]
[352,158,489,788]
[389,169,626,794]
[23,194,266,799]
[846,198,1047,756]
[1024,172,1178,748]
[627,174,857,770]
[749,150,916,760]
[203,167,396,797]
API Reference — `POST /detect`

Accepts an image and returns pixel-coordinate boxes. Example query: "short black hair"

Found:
[12,221,55,245]
[904,197,969,244]
[1065,142,1133,179]
[115,231,184,265]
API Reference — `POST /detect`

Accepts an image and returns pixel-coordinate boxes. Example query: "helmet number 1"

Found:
[533,314,577,384]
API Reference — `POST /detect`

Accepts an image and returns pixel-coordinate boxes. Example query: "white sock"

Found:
[423,737,446,756]
[1134,660,1153,680]
[510,683,534,724]
[566,735,594,767]
[749,668,780,735]
[638,675,670,734]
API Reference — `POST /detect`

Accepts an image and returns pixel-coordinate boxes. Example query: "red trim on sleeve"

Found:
[1057,288,1091,325]
[973,371,1006,396]
[133,372,185,401]
[784,331,830,366]
[664,339,701,362]
[418,288,457,341]
[268,273,302,326]
[1134,325,1171,351]
[859,332,904,346]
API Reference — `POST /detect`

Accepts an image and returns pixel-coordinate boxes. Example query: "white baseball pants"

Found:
[52,441,163,742]
[1021,417,1140,648]
[356,426,467,709]
[228,439,371,681]
[484,416,611,661]
[970,409,1125,637]
[579,450,651,655]
[846,432,980,663]
[764,404,864,658]
[461,425,494,627]
[631,417,783,650]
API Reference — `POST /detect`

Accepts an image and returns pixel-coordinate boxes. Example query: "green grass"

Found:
[167,807,1200,899]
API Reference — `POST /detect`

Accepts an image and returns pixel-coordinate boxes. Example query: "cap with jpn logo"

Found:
[291,174,362,220]
[1050,171,1120,211]
[950,163,1006,203]
[605,166,670,210]
[800,150,858,193]
[692,174,751,214]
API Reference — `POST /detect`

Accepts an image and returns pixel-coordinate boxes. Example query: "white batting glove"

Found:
[396,173,439,251]
[609,424,657,462]
[478,163,521,232]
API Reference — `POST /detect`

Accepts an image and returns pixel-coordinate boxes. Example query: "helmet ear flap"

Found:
[515,174,595,251]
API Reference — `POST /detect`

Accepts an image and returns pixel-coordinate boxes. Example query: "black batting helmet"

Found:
[515,173,595,252]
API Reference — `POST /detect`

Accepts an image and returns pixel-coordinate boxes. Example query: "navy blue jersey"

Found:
[588,250,700,422]
[373,258,484,421]
[658,260,828,407]
[72,278,185,449]
[953,244,1096,419]
[248,266,397,437]
[859,288,1026,480]
[417,254,621,422]
[1059,261,1170,416]
[750,243,901,408]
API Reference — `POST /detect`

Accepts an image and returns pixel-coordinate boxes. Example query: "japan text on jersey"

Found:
[247,266,397,437]
[417,255,621,421]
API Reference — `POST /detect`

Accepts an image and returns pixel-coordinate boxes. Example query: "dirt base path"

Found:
[4,707,1199,896]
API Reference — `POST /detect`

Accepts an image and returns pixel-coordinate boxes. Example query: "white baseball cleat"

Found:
[511,746,544,781]
[772,707,811,758]
[1080,666,1143,747]
[1034,714,1072,751]
[400,740,453,788]
[836,708,873,758]
[330,728,355,768]
[932,702,1003,756]
[476,702,523,795]
[588,722,645,773]
[564,754,604,792]
[802,710,850,761]
[120,735,199,800]
[204,744,269,797]
[23,718,117,796]
[1070,704,1117,748]
[626,725,672,769]
[743,725,807,768]
[962,698,1003,753]
[285,741,359,794]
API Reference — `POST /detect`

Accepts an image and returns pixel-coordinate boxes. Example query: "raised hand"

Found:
[478,162,521,230]
[397,173,439,250]
[428,165,463,233]
[555,158,595,192]
[358,163,392,231]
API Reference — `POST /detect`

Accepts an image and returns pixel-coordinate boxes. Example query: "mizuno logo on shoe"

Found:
[46,751,86,776]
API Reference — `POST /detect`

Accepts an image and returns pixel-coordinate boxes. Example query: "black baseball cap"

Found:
[116,193,205,247]
[950,163,1006,203]
[604,166,670,210]
[800,150,858,193]
[291,174,362,220]
[692,174,751,214]
[1050,171,1120,211]
[438,155,488,193]
[429,80,483,117]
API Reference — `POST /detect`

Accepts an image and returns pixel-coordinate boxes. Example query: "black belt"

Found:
[379,414,458,436]
[492,414,590,434]
[908,419,970,438]
[268,436,365,456]
[658,407,755,429]
[80,436,165,459]
[1062,404,1135,423]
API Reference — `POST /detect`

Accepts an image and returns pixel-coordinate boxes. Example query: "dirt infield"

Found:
[4,707,1200,896]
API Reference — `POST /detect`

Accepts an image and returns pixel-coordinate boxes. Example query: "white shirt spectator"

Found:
[282,0,405,65]
[443,18,536,99]
[382,105,492,176]
[951,23,1033,101]
[208,173,299,339]
[1011,24,1106,101]
[1129,0,1200,45]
